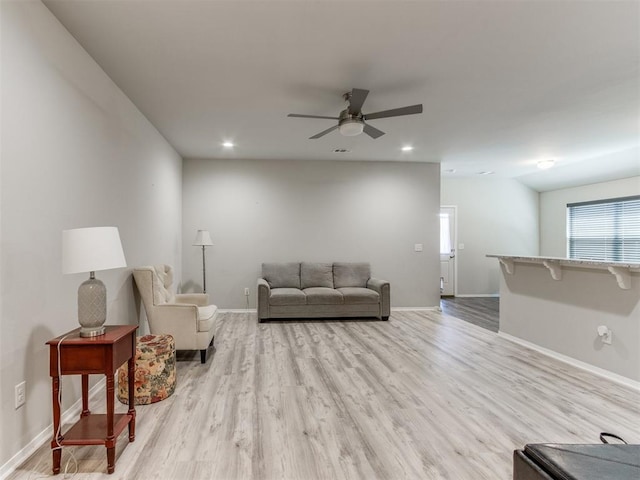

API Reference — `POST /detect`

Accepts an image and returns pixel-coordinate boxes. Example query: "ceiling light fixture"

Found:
[477,171,495,175]
[222,141,235,148]
[401,146,414,152]
[537,159,555,170]
[338,119,364,137]
[445,169,456,173]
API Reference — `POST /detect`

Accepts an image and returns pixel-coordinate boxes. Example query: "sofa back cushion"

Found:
[333,262,371,288]
[301,262,334,289]
[262,262,301,288]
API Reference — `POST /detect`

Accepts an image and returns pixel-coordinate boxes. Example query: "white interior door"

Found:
[440,206,456,296]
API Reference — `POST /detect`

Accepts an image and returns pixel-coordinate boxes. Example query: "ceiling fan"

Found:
[287,88,423,139]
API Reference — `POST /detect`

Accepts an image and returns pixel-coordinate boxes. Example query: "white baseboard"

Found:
[220,308,443,314]
[391,306,441,312]
[0,378,106,480]
[453,294,500,298]
[498,331,640,392]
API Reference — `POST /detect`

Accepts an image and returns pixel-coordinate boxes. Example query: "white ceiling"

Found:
[43,0,640,192]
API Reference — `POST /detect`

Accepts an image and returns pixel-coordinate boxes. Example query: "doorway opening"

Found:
[440,206,456,297]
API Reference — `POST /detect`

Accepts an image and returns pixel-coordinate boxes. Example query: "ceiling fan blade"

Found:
[348,88,369,115]
[363,104,423,121]
[363,123,385,139]
[288,113,340,120]
[309,124,339,139]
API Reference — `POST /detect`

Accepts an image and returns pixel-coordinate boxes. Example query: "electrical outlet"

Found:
[15,381,26,409]
[244,287,250,296]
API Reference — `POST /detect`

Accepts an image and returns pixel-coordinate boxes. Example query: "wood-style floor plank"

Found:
[440,297,499,332]
[8,310,639,480]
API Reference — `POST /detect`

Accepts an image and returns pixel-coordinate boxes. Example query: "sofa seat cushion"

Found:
[197,304,218,332]
[263,262,301,288]
[303,287,344,305]
[337,287,379,304]
[270,288,306,305]
[334,262,371,288]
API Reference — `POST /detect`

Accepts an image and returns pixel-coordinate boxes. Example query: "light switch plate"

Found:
[414,243,423,252]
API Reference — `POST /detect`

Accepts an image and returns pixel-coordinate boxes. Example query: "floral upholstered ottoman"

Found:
[117,334,176,405]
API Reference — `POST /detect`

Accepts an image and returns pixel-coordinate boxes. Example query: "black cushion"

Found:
[522,444,640,480]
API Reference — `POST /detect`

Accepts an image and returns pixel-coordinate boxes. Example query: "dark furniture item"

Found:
[47,325,137,475]
[514,443,640,480]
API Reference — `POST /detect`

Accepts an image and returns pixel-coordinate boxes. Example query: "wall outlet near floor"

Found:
[244,287,250,296]
[15,381,26,409]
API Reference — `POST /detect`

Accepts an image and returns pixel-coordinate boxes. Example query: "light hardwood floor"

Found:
[9,311,640,480]
[440,297,499,332]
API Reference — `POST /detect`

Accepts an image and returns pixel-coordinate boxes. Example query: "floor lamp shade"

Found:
[62,227,127,337]
[193,230,213,293]
[193,230,213,247]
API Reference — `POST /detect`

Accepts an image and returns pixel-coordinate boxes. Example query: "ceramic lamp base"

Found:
[78,275,107,337]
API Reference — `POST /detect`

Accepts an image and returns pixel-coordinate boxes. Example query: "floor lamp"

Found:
[193,230,213,293]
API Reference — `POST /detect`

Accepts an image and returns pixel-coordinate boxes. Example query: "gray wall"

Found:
[182,158,441,309]
[1,2,182,468]
[499,262,640,382]
[540,176,640,257]
[441,177,539,295]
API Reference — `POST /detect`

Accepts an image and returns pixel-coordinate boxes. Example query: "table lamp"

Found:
[193,229,213,293]
[62,226,127,337]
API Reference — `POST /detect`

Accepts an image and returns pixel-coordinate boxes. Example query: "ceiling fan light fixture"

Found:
[339,119,364,137]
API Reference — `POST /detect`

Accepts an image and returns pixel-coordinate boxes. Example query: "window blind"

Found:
[567,195,640,262]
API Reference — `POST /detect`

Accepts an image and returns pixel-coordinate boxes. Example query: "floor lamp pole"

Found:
[201,245,207,294]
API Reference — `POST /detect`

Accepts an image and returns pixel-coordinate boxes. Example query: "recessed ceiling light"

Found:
[537,159,555,170]
[444,169,456,173]
[222,141,235,148]
[477,171,495,175]
[401,146,414,152]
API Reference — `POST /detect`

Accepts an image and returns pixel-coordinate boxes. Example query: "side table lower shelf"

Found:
[60,414,134,445]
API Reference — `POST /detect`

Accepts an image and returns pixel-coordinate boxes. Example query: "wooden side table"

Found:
[47,325,137,475]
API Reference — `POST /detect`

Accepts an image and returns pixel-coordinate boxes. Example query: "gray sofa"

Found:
[257,262,390,322]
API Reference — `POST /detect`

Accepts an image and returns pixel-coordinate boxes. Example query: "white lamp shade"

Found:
[62,227,127,274]
[193,230,214,246]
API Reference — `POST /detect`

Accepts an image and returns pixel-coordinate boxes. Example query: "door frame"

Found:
[440,205,458,297]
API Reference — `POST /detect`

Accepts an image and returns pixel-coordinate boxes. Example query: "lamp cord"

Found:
[29,334,79,479]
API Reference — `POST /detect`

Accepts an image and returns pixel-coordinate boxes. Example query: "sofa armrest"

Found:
[257,278,270,321]
[174,293,209,306]
[367,277,390,319]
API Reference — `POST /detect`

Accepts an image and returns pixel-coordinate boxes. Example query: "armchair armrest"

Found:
[174,293,209,306]
[367,277,390,320]
[257,278,270,321]
[153,303,200,334]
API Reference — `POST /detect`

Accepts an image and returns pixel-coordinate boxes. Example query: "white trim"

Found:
[219,307,443,314]
[0,379,106,480]
[391,306,441,312]
[454,294,500,298]
[498,332,640,392]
